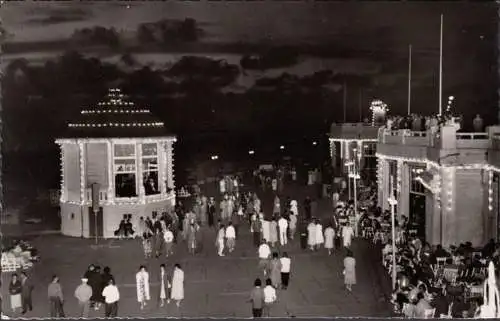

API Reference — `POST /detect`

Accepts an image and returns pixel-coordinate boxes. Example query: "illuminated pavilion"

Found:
[55,88,176,238]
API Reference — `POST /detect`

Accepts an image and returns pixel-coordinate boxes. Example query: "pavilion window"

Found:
[410,166,426,195]
[114,144,137,198]
[142,143,160,195]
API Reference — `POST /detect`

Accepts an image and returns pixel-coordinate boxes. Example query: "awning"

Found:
[415,170,436,194]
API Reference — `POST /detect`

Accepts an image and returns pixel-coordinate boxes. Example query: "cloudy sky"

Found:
[2,1,495,49]
[1,1,497,119]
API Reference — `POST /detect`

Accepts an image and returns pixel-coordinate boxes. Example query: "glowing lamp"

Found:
[280,145,285,150]
[211,155,219,160]
[248,150,255,155]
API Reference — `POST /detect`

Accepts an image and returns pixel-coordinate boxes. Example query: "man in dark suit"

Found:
[20,271,34,314]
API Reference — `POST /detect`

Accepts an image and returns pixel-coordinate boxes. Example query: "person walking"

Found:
[307,220,317,251]
[74,278,92,318]
[170,264,184,308]
[248,278,264,318]
[216,224,226,256]
[136,266,150,310]
[268,252,282,289]
[280,252,291,290]
[225,222,236,253]
[142,233,153,259]
[324,224,335,255]
[258,241,271,276]
[159,264,171,307]
[315,219,324,251]
[48,275,65,317]
[208,197,216,227]
[263,278,277,317]
[20,272,34,315]
[269,219,278,247]
[9,274,22,314]
[102,278,119,317]
[342,223,354,248]
[278,216,288,246]
[343,250,356,292]
[289,214,297,240]
[250,215,262,247]
[163,226,174,257]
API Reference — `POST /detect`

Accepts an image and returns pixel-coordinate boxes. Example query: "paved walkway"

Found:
[1,182,392,318]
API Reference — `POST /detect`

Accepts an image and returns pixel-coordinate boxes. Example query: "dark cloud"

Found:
[24,7,92,26]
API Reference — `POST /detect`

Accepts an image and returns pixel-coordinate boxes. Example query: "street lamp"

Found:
[312,141,318,146]
[248,150,255,155]
[280,145,285,150]
[388,175,398,290]
[211,155,219,160]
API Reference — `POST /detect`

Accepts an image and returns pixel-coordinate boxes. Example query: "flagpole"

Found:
[343,80,347,122]
[438,14,443,116]
[407,44,412,116]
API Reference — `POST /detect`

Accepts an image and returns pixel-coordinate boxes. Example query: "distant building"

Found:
[55,88,176,238]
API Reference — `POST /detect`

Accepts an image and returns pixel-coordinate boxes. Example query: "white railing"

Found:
[456,132,488,140]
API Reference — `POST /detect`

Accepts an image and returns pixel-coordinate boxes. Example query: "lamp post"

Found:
[388,175,398,290]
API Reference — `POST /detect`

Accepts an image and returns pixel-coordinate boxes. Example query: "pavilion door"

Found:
[88,207,104,238]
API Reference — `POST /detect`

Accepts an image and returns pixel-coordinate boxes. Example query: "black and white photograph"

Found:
[0,1,499,318]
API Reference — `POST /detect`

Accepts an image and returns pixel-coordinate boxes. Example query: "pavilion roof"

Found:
[60,88,173,139]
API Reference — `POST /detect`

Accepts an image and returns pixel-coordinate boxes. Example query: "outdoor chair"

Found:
[424,308,436,319]
[443,267,459,284]
[436,257,447,267]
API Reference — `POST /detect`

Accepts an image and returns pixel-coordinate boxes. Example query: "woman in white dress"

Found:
[159,264,171,307]
[216,224,226,256]
[170,264,184,307]
[262,219,270,243]
[315,220,324,250]
[324,225,335,255]
[307,221,317,251]
[343,250,356,292]
[269,219,278,247]
[135,265,150,310]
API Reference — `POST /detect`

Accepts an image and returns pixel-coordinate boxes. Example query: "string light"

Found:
[79,142,86,202]
[396,160,402,198]
[81,109,150,114]
[68,122,164,128]
[59,144,66,203]
[160,142,168,195]
[488,170,494,211]
[445,167,454,212]
[56,137,176,145]
[370,99,389,126]
[107,141,114,202]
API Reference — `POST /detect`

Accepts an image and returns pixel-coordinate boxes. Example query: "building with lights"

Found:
[329,122,379,176]
[55,88,176,238]
[377,123,500,247]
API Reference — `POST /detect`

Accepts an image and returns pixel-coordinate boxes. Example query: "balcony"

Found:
[377,125,492,165]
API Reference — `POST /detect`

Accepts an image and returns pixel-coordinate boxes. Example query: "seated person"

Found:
[434,244,449,258]
[451,295,470,318]
[114,219,126,237]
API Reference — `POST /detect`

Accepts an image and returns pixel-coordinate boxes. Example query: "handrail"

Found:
[456,132,488,140]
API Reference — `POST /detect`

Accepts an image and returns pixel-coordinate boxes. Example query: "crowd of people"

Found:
[384,113,485,133]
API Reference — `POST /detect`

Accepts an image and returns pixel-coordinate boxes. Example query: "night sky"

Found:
[1,1,498,121]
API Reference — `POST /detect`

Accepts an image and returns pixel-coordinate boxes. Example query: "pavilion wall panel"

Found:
[453,169,485,247]
[86,143,108,188]
[64,144,81,202]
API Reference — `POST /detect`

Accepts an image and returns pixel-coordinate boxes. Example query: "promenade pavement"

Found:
[1,181,392,318]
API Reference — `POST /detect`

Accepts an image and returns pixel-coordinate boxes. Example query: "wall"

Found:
[451,169,486,247]
[60,202,88,237]
[86,143,108,188]
[64,144,81,202]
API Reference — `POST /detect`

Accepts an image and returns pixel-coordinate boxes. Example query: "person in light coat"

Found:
[315,220,324,250]
[307,221,317,251]
[278,216,288,246]
[343,250,356,292]
[262,219,270,243]
[269,219,278,247]
[219,178,226,194]
[170,264,184,308]
[225,222,236,253]
[289,214,297,240]
[135,266,150,310]
[342,224,354,248]
[158,264,171,307]
[272,196,280,215]
[290,200,298,216]
[271,178,278,192]
[216,224,226,256]
[324,225,335,255]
